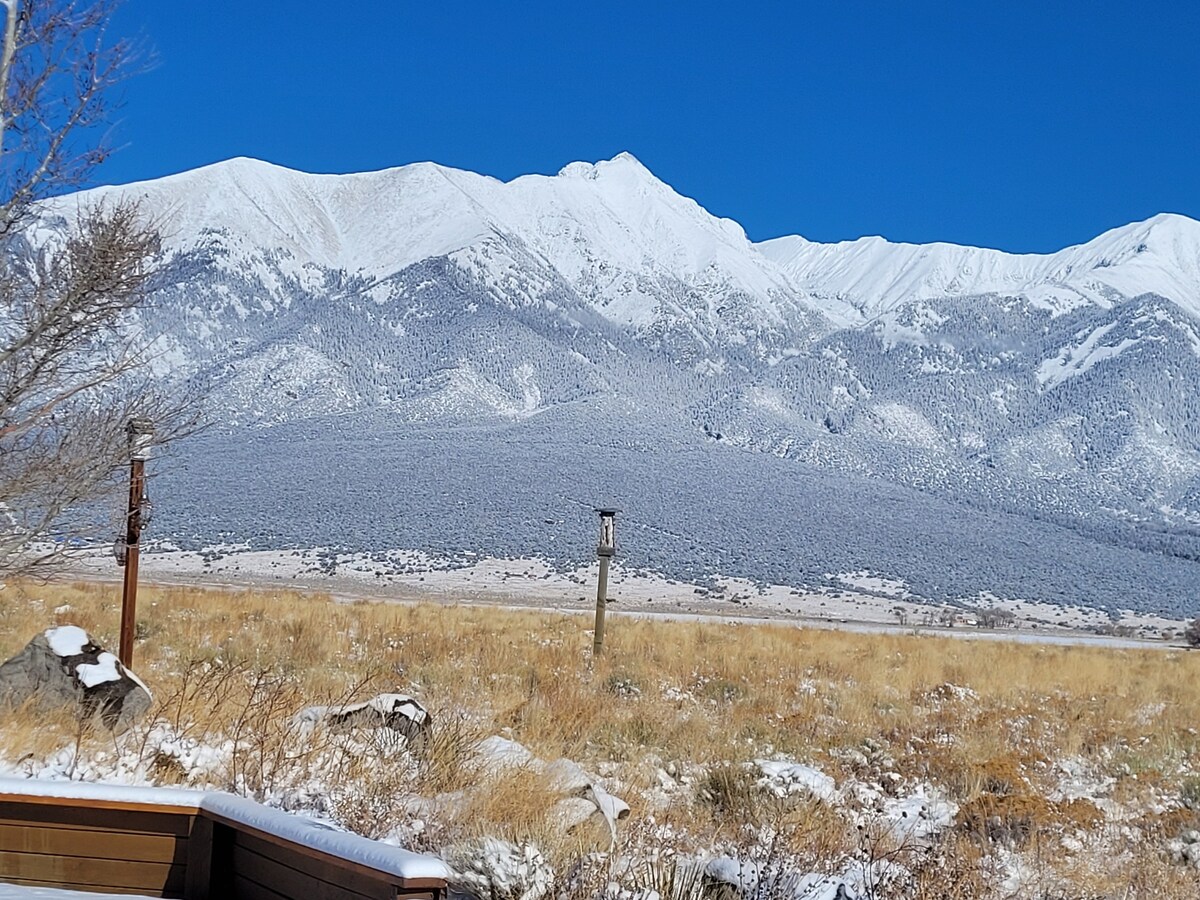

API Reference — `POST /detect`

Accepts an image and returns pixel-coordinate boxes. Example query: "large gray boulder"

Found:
[0,625,152,732]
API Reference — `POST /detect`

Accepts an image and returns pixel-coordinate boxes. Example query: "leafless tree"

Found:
[1,0,187,579]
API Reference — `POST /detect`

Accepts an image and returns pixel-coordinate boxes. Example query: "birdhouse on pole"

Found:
[597,507,618,558]
[127,418,154,460]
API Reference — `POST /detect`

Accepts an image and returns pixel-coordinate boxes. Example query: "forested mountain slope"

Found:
[38,155,1200,614]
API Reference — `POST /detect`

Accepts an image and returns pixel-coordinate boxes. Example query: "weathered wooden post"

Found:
[117,418,154,668]
[592,507,618,657]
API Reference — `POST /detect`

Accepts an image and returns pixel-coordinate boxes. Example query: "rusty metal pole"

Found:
[592,508,618,657]
[119,419,153,668]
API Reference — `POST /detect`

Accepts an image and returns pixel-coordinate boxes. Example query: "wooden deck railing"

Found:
[0,780,448,900]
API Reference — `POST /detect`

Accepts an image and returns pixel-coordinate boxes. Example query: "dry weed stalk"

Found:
[0,578,1196,895]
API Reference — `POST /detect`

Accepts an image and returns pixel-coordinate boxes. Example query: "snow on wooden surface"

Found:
[202,792,449,881]
[0,778,449,882]
[0,776,208,808]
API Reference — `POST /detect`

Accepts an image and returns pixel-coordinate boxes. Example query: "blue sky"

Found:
[102,1,1200,252]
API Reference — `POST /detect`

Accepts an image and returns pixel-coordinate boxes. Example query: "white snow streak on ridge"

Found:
[1036,322,1141,388]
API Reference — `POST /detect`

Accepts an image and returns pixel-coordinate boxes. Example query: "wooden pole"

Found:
[592,553,611,656]
[118,456,146,668]
[592,508,618,657]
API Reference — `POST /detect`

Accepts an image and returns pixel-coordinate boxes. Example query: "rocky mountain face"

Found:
[41,154,1200,614]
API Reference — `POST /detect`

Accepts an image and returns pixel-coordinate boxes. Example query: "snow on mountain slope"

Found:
[66,153,1200,345]
[75,153,811,339]
[83,157,494,275]
[758,213,1200,324]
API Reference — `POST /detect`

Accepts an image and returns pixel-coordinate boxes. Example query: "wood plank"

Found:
[0,875,169,897]
[233,871,291,900]
[0,793,197,816]
[231,842,381,900]
[0,849,185,894]
[210,811,442,892]
[184,810,214,900]
[392,879,446,892]
[0,803,195,836]
[232,834,390,900]
[0,822,185,863]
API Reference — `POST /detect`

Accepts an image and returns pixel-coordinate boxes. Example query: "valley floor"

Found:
[66,546,1193,651]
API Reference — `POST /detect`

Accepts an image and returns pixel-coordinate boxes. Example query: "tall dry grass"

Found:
[1,578,1198,897]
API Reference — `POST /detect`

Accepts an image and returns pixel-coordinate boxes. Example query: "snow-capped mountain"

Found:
[74,152,1200,366]
[80,153,827,366]
[38,154,1200,615]
[758,212,1200,324]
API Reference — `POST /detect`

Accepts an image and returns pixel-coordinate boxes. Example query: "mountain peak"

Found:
[556,151,654,182]
[609,150,647,167]
[1129,212,1200,249]
[1142,211,1199,229]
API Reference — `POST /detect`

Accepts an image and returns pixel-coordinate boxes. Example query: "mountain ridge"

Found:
[28,153,1200,615]
[759,211,1200,324]
[76,153,1200,333]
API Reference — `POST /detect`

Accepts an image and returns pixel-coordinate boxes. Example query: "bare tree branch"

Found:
[1,0,196,580]
[0,2,17,154]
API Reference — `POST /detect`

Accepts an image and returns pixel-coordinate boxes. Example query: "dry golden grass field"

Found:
[2,579,1199,899]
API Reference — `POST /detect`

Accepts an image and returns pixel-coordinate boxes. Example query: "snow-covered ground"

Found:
[5,557,1197,898]
[65,546,1190,649]
[0,730,966,900]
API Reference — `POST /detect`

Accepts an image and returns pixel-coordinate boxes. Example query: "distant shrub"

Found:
[1185,618,1200,648]
[1182,775,1200,810]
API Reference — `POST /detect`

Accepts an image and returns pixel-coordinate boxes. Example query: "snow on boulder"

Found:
[443,836,553,900]
[0,626,151,732]
[476,735,535,770]
[295,693,431,751]
[477,737,630,843]
[755,759,838,802]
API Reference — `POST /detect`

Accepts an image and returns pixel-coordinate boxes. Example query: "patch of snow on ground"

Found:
[51,546,1192,649]
[879,786,958,841]
[704,856,853,900]
[443,837,554,900]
